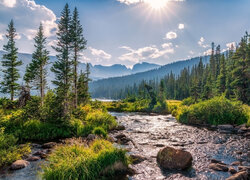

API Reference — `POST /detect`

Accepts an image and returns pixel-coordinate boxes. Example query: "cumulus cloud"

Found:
[165,31,177,40]
[119,43,174,63]
[198,37,209,48]
[226,42,236,50]
[178,24,184,30]
[89,47,112,60]
[0,0,57,52]
[0,33,4,40]
[203,49,212,55]
[0,0,16,8]
[117,0,185,5]
[189,50,194,55]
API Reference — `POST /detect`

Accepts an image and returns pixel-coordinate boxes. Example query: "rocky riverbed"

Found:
[0,112,249,180]
[110,112,250,180]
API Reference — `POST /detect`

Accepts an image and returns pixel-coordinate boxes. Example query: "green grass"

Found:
[177,96,248,126]
[42,139,129,180]
[0,128,31,167]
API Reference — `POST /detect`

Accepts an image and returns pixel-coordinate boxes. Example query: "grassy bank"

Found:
[0,96,117,167]
[42,139,129,180]
[169,97,249,126]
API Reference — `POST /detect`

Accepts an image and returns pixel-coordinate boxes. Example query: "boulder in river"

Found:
[130,154,147,164]
[217,124,235,134]
[209,163,229,172]
[10,160,30,170]
[229,167,237,174]
[42,142,57,149]
[226,171,249,180]
[157,146,193,170]
[26,156,41,161]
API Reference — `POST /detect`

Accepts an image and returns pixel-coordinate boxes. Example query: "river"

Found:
[0,112,249,180]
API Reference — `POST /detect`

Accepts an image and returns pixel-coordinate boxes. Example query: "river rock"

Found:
[231,161,242,166]
[226,171,249,180]
[115,125,126,131]
[130,154,147,164]
[209,163,229,172]
[87,134,96,141]
[10,160,30,170]
[101,161,128,175]
[33,151,47,159]
[157,146,193,170]
[217,124,235,134]
[42,142,57,149]
[26,156,41,161]
[229,167,237,174]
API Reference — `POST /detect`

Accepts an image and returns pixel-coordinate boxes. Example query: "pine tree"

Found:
[24,23,49,105]
[1,20,22,100]
[71,7,87,108]
[216,54,226,94]
[231,32,250,104]
[210,42,216,81]
[51,3,73,115]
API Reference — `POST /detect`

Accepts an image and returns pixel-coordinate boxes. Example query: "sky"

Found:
[0,0,249,68]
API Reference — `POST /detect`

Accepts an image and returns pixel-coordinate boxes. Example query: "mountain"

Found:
[89,56,210,99]
[0,50,160,84]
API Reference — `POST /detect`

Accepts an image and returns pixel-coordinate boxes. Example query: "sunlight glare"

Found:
[145,0,169,10]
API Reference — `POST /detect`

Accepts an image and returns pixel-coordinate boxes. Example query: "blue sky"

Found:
[0,0,249,67]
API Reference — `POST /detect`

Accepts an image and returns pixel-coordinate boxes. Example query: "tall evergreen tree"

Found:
[51,3,73,115]
[1,20,22,100]
[71,7,87,108]
[24,23,49,105]
[231,32,250,104]
[216,54,226,94]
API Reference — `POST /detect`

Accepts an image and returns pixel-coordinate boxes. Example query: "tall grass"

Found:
[177,96,248,125]
[42,139,129,180]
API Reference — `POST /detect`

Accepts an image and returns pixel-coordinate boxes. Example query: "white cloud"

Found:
[189,50,194,55]
[226,42,236,50]
[119,43,174,63]
[165,31,177,39]
[0,0,16,8]
[47,39,58,47]
[89,47,112,60]
[0,0,57,53]
[178,23,184,30]
[117,0,185,5]
[203,49,212,55]
[198,37,209,48]
[0,33,4,40]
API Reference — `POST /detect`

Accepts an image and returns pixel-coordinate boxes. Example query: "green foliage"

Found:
[42,139,128,180]
[24,23,49,105]
[1,20,22,100]
[92,127,107,138]
[177,96,248,125]
[0,128,31,167]
[181,97,197,106]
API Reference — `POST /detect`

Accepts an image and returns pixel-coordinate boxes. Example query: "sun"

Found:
[144,0,169,10]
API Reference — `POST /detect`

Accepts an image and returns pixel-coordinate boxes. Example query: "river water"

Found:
[110,112,250,180]
[0,112,249,180]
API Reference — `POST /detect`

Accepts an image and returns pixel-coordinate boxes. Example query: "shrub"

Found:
[42,139,128,180]
[0,128,31,167]
[177,96,248,125]
[92,127,107,138]
[181,97,197,106]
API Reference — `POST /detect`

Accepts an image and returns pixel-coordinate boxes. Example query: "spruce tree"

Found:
[1,20,22,100]
[216,54,226,94]
[51,3,73,116]
[232,33,250,104]
[24,23,49,105]
[71,7,87,108]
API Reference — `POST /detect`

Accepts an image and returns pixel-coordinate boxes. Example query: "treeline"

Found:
[0,4,90,116]
[117,33,250,105]
[90,56,210,99]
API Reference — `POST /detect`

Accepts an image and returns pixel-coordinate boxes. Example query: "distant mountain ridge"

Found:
[89,56,210,99]
[0,50,160,82]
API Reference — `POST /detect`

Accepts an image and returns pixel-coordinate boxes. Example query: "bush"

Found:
[42,139,129,180]
[181,97,197,106]
[177,96,248,125]
[0,128,31,167]
[92,127,107,138]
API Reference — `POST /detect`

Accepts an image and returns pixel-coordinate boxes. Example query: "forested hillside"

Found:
[90,55,210,99]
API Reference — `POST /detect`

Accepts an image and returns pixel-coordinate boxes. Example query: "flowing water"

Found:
[0,112,249,180]
[110,112,250,180]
